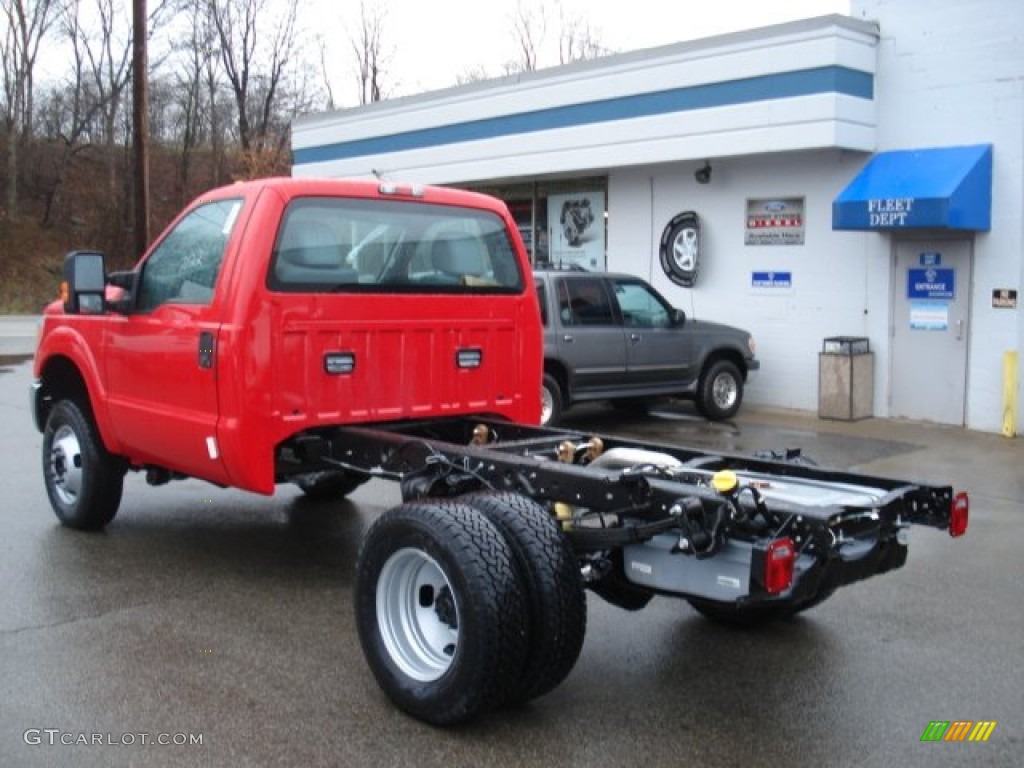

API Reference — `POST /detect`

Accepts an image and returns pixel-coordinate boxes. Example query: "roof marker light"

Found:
[379,182,424,198]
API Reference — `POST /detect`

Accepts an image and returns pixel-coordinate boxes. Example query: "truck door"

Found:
[103,199,243,484]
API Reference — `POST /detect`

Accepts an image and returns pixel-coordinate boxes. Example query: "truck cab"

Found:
[32,178,542,526]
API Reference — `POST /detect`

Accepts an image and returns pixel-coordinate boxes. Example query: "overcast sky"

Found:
[321,0,850,105]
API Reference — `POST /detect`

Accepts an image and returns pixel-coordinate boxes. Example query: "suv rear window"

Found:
[269,197,524,293]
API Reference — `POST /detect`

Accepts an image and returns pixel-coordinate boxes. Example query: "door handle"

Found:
[629,333,642,343]
[198,331,215,369]
[956,319,963,341]
[562,334,575,343]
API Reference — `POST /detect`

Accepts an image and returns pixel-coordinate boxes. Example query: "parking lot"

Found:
[1,352,1021,768]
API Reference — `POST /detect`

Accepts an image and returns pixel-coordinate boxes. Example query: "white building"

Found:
[292,0,1023,434]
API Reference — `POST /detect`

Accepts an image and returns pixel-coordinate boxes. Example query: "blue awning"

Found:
[832,144,992,231]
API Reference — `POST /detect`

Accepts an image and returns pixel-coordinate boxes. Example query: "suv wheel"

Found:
[541,374,563,426]
[697,360,743,421]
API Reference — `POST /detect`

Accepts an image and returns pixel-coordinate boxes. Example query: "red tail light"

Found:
[949,492,969,537]
[764,537,795,594]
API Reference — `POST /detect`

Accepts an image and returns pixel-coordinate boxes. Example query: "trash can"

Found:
[818,337,873,421]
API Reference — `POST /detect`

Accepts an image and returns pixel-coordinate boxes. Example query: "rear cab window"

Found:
[267,197,524,293]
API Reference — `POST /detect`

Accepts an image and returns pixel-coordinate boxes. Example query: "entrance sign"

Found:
[908,268,955,300]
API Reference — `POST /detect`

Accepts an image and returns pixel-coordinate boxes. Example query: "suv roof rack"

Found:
[534,263,590,272]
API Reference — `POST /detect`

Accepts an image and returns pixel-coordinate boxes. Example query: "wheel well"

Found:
[700,350,748,383]
[37,355,92,428]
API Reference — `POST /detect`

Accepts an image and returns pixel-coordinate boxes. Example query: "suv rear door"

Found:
[553,275,626,394]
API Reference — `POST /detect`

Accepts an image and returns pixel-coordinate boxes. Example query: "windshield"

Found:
[268,197,524,293]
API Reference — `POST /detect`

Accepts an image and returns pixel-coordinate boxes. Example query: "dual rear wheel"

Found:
[354,491,586,725]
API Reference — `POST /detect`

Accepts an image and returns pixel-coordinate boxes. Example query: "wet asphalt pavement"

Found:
[1,354,1021,768]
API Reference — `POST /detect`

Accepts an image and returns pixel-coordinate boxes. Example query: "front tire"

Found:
[697,359,744,421]
[42,399,125,530]
[355,501,529,725]
[460,491,586,703]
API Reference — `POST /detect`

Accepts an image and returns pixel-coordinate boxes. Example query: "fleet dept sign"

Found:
[868,198,915,227]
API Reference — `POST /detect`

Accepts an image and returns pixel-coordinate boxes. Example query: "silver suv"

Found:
[534,269,759,425]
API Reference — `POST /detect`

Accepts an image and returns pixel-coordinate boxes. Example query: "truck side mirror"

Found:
[62,250,107,315]
[672,308,686,327]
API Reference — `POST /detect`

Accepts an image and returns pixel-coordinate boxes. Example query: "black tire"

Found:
[293,470,367,500]
[688,588,837,628]
[460,491,586,703]
[42,399,125,530]
[659,211,700,287]
[787,587,837,617]
[355,500,529,725]
[541,373,564,426]
[697,359,744,421]
[686,597,791,628]
[692,397,709,419]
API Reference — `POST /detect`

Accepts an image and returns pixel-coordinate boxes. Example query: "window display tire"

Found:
[659,211,701,288]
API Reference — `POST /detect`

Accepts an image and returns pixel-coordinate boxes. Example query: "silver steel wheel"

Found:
[376,547,459,682]
[49,424,83,507]
[711,370,739,410]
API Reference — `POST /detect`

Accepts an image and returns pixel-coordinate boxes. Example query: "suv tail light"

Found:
[949,492,969,537]
[764,537,795,594]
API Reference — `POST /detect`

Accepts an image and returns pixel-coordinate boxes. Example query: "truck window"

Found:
[136,199,242,312]
[268,197,524,293]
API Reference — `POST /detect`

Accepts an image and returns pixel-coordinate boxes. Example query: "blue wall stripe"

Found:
[293,66,873,166]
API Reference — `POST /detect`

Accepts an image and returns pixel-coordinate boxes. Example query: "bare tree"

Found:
[1,0,59,216]
[38,0,107,226]
[350,0,390,105]
[455,65,491,87]
[210,0,297,157]
[557,10,612,64]
[506,0,546,74]
[78,0,132,195]
[165,0,216,203]
[316,35,335,111]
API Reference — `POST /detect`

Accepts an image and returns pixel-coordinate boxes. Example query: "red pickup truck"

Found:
[31,177,967,725]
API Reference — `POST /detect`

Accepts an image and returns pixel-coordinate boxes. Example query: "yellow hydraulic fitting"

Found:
[711,470,739,494]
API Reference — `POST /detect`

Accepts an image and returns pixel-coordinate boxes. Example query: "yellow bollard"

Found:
[1003,350,1018,438]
